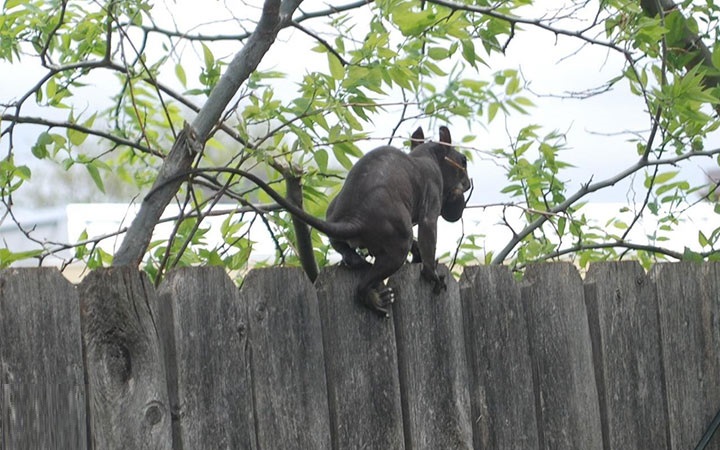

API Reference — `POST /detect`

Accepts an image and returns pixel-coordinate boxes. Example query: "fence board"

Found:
[390,264,472,450]
[157,267,255,450]
[522,263,602,450]
[316,266,405,449]
[79,268,171,450]
[241,267,331,450]
[584,262,670,449]
[3,262,720,449]
[460,265,539,450]
[0,268,86,449]
[652,262,720,450]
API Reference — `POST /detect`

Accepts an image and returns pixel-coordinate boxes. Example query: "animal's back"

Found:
[326,146,416,226]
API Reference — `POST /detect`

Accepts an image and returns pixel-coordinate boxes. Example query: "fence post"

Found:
[522,263,602,450]
[79,267,171,449]
[584,261,669,449]
[240,267,331,449]
[157,267,255,449]
[460,265,539,449]
[390,263,472,450]
[316,266,405,449]
[652,262,720,449]
[0,268,87,449]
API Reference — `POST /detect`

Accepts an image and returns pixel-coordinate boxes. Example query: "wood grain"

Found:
[79,267,171,450]
[158,266,255,449]
[0,268,87,449]
[390,263,472,450]
[316,265,405,449]
[460,265,539,449]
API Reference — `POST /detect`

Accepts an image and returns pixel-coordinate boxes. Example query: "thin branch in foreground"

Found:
[0,114,161,157]
[490,146,720,265]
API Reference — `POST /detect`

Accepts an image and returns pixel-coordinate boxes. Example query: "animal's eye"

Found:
[461,155,467,167]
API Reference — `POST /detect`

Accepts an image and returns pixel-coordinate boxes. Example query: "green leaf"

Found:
[461,40,477,68]
[699,230,709,247]
[46,77,57,100]
[332,143,355,170]
[648,170,678,187]
[86,163,105,193]
[712,44,720,71]
[314,148,329,172]
[505,75,520,95]
[67,128,88,146]
[175,63,187,87]
[15,165,31,180]
[327,53,345,80]
[682,247,703,262]
[392,5,436,36]
[614,220,628,230]
[514,96,535,107]
[427,47,447,61]
[488,102,500,122]
[201,43,214,69]
[0,248,43,268]
[557,216,566,236]
[32,132,53,159]
[4,0,23,10]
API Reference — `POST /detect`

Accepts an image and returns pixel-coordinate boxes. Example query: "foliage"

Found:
[1,0,720,278]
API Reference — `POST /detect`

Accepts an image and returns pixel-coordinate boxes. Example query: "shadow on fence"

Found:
[1,262,719,449]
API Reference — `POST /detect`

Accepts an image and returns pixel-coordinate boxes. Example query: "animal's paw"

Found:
[364,287,395,318]
[421,267,446,294]
[432,274,447,294]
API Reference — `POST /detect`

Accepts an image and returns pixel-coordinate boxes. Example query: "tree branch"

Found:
[491,146,720,265]
[113,0,302,266]
[0,114,161,157]
[426,0,630,56]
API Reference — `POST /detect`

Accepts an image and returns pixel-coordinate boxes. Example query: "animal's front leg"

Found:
[417,220,446,293]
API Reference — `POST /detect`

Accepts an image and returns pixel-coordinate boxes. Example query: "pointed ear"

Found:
[410,127,424,149]
[439,126,451,144]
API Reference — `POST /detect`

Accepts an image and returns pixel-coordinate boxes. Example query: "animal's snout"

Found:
[453,176,472,196]
[452,178,473,202]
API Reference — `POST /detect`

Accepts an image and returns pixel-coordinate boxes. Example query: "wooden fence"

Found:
[1,262,719,449]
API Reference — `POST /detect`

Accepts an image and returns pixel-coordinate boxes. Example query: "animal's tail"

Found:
[146,166,360,240]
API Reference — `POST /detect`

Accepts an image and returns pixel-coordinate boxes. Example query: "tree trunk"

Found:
[113,0,303,267]
[640,0,720,89]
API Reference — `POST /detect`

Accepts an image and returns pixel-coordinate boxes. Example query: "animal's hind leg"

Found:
[410,239,421,263]
[357,250,407,318]
[330,238,370,269]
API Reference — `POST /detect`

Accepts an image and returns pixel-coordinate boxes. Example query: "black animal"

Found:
[164,126,471,317]
[323,126,470,316]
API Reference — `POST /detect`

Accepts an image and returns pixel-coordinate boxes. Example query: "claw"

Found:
[433,274,447,294]
[363,286,394,318]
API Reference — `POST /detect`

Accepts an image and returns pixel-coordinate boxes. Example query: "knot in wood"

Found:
[144,401,164,426]
[104,341,132,385]
[237,323,247,339]
[255,303,267,322]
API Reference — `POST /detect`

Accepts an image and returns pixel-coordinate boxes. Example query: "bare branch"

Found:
[426,0,630,56]
[0,114,161,157]
[113,0,304,266]
[491,146,720,265]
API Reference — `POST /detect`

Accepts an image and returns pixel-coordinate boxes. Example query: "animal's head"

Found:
[411,126,472,222]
